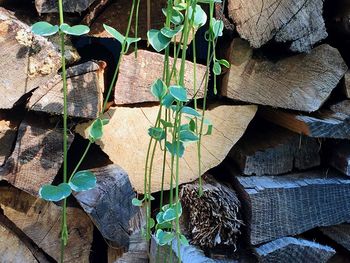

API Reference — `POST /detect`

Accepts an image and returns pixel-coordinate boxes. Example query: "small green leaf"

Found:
[180,234,189,246]
[189,5,207,28]
[132,198,144,207]
[213,61,222,75]
[147,29,172,52]
[163,208,176,222]
[151,79,167,100]
[179,130,199,142]
[198,0,222,4]
[181,106,201,117]
[211,18,224,38]
[161,94,175,108]
[156,229,175,246]
[149,218,155,228]
[103,24,125,44]
[162,8,184,25]
[180,124,190,131]
[160,25,183,38]
[189,119,196,132]
[101,119,110,125]
[31,21,58,36]
[165,141,185,157]
[89,119,104,142]
[160,119,173,128]
[203,118,213,135]
[125,37,141,52]
[39,183,71,202]
[69,170,97,192]
[218,59,230,68]
[169,86,188,102]
[60,23,90,36]
[148,127,165,141]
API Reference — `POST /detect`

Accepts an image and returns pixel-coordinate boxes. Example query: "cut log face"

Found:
[328,140,350,176]
[223,40,348,112]
[345,72,350,98]
[74,164,140,248]
[76,104,257,193]
[320,224,350,253]
[237,169,350,245]
[29,61,105,119]
[35,0,96,13]
[227,0,328,52]
[0,8,61,109]
[230,124,320,175]
[0,114,74,196]
[114,50,206,105]
[256,237,335,263]
[0,186,93,262]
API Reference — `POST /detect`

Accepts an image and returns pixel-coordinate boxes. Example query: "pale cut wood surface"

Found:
[0,224,38,263]
[76,104,257,193]
[227,0,328,52]
[115,50,206,105]
[223,40,348,112]
[0,8,60,109]
[29,61,105,119]
[0,186,93,262]
[0,111,20,166]
[35,0,96,13]
[0,114,74,196]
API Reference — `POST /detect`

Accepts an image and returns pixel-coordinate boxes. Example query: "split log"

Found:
[114,50,206,105]
[256,237,335,263]
[320,224,350,253]
[115,232,149,263]
[260,103,350,139]
[0,185,93,262]
[327,140,350,176]
[0,113,74,196]
[76,104,257,193]
[343,72,350,98]
[74,164,140,248]
[230,123,320,176]
[222,39,348,112]
[0,8,61,109]
[29,61,105,119]
[227,0,328,52]
[235,169,350,245]
[35,0,96,13]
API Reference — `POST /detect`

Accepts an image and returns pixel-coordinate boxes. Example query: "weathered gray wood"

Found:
[344,72,350,98]
[230,124,320,175]
[223,40,348,112]
[35,0,96,13]
[180,176,243,249]
[74,164,140,248]
[237,169,350,245]
[29,61,105,119]
[320,224,350,253]
[261,104,350,139]
[256,237,335,263]
[0,114,74,196]
[0,8,61,109]
[227,0,328,52]
[328,140,350,176]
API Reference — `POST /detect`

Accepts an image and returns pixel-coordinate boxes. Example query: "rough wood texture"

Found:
[29,61,105,119]
[74,164,140,248]
[227,0,328,52]
[35,0,96,13]
[261,105,350,139]
[0,186,93,262]
[181,176,242,249]
[320,224,350,253]
[230,123,320,175]
[76,104,257,193]
[256,237,335,263]
[344,72,350,98]
[114,50,206,105]
[0,114,74,196]
[0,8,60,109]
[237,169,350,245]
[328,140,350,176]
[223,40,348,112]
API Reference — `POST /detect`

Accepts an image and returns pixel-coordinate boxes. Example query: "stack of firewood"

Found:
[1,0,350,262]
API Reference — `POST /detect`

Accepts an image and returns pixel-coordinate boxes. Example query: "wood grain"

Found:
[320,224,350,253]
[0,111,20,166]
[35,0,96,13]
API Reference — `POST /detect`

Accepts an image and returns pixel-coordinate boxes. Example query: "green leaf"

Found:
[31,21,59,36]
[149,218,155,228]
[156,229,175,246]
[161,94,175,108]
[180,234,189,246]
[163,208,176,222]
[189,5,207,28]
[151,79,167,100]
[179,130,199,142]
[218,59,230,68]
[211,18,224,38]
[125,37,141,51]
[101,119,110,126]
[181,106,201,117]
[60,23,90,36]
[162,8,184,25]
[89,119,104,142]
[169,86,188,102]
[39,183,71,202]
[189,119,196,132]
[147,29,172,52]
[132,198,144,207]
[103,24,125,44]
[165,141,185,157]
[203,118,213,135]
[180,124,190,131]
[198,0,222,3]
[148,127,165,141]
[160,119,173,128]
[69,170,96,192]
[156,211,165,223]
[213,61,222,75]
[160,25,183,38]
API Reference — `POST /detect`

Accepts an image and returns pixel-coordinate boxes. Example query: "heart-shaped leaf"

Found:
[211,18,224,38]
[31,21,59,36]
[180,234,189,246]
[162,8,184,25]
[213,61,222,75]
[147,29,172,52]
[161,94,175,108]
[179,130,199,142]
[165,141,185,157]
[60,23,90,36]
[69,170,97,192]
[189,5,207,28]
[160,119,173,128]
[181,106,201,117]
[163,207,176,222]
[160,25,183,38]
[132,198,144,207]
[148,127,165,141]
[218,59,230,68]
[89,119,103,142]
[169,86,188,102]
[103,24,125,44]
[39,183,71,202]
[156,229,175,246]
[151,79,167,100]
